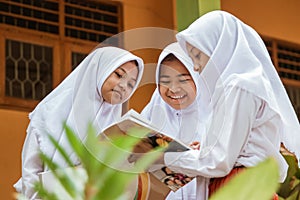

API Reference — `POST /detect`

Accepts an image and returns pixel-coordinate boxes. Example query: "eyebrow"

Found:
[119,67,137,82]
[189,46,201,57]
[119,67,126,74]
[191,47,198,56]
[160,74,191,78]
[178,73,191,77]
[188,46,194,54]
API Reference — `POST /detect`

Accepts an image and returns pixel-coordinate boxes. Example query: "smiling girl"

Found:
[141,42,205,200]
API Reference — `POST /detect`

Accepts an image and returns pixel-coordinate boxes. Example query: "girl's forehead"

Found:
[160,61,190,75]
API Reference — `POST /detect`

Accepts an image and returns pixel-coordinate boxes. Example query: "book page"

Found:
[149,166,194,192]
[103,109,191,151]
[101,109,194,192]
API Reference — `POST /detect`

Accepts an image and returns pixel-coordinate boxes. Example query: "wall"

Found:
[121,0,175,30]
[221,0,300,44]
[0,109,29,199]
[121,0,176,112]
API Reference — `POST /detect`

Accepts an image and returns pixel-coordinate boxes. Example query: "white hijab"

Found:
[176,10,300,162]
[28,46,144,166]
[141,42,204,145]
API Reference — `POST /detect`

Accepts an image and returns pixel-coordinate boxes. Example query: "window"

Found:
[0,0,122,111]
[263,36,300,120]
[5,39,53,100]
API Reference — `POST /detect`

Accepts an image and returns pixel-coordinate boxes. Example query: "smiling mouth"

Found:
[169,94,186,100]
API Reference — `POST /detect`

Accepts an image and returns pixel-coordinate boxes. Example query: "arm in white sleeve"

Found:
[21,125,44,199]
[164,87,259,178]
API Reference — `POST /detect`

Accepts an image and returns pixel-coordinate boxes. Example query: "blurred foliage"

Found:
[278,145,300,200]
[209,144,300,200]
[16,123,300,200]
[209,157,280,200]
[19,123,163,200]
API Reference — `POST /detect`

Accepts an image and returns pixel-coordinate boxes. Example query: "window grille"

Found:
[71,52,87,70]
[263,36,300,120]
[0,0,59,34]
[0,0,121,42]
[65,0,120,42]
[263,39,273,62]
[5,39,53,100]
[277,45,300,81]
[263,36,300,84]
[286,86,300,121]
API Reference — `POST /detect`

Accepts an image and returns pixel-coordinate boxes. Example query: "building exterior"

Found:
[0,0,300,199]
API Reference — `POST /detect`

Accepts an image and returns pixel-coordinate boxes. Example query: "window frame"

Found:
[0,24,97,111]
[0,0,122,111]
[262,35,300,88]
[0,25,61,110]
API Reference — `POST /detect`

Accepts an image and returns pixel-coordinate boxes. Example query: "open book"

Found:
[38,109,195,198]
[102,109,195,193]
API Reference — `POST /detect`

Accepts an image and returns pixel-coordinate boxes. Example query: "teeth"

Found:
[170,95,185,99]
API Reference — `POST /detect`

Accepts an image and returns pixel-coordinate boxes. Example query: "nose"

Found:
[118,80,126,91]
[169,82,180,93]
[194,64,200,72]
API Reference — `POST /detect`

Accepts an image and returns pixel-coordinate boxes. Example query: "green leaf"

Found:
[48,134,73,167]
[288,182,300,199]
[295,168,300,179]
[63,123,85,159]
[33,122,164,200]
[278,150,300,198]
[209,157,279,200]
[38,152,80,198]
[34,183,60,200]
[93,170,136,200]
[78,124,103,180]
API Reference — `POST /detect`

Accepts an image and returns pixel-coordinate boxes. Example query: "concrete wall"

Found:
[221,0,300,44]
[0,109,29,199]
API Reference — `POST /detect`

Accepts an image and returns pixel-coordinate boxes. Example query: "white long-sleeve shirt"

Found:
[15,125,45,199]
[164,86,288,199]
[15,124,82,200]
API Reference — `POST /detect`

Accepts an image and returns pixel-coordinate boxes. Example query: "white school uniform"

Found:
[14,46,144,199]
[173,10,300,199]
[141,42,206,200]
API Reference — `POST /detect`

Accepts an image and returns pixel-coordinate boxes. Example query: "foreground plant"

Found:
[18,123,162,200]
[210,157,280,200]
[209,146,300,200]
[278,145,300,200]
[16,122,300,200]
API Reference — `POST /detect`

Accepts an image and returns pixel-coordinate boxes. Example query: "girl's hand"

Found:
[189,141,200,150]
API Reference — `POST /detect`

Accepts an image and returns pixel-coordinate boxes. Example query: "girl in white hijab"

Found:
[141,42,205,200]
[14,46,144,199]
[156,10,300,199]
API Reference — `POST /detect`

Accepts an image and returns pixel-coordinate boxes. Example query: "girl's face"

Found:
[159,59,196,110]
[186,42,210,73]
[101,61,139,104]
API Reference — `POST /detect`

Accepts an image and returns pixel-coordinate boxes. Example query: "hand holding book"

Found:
[101,109,196,192]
